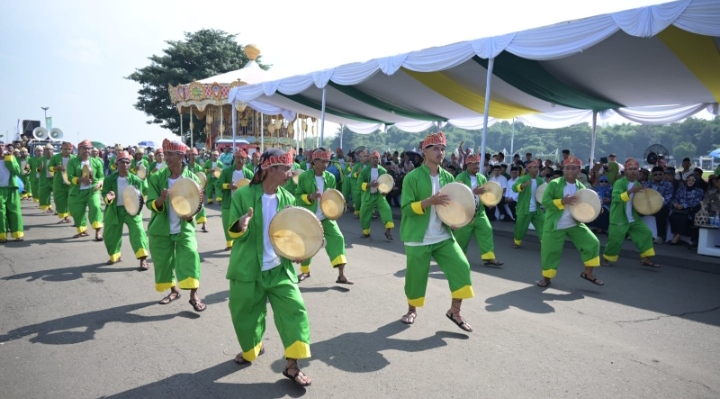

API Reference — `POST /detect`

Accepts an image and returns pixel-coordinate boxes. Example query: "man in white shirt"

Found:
[504,166,520,221]
[488,165,512,221]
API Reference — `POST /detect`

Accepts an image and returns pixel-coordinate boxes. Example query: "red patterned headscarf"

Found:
[625,158,639,168]
[235,148,247,158]
[562,155,582,167]
[162,139,187,154]
[465,154,481,164]
[78,139,93,149]
[370,150,381,159]
[313,149,331,161]
[261,151,293,170]
[422,131,446,149]
[527,159,540,167]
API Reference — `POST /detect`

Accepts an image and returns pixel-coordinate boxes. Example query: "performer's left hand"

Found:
[369,180,379,188]
[473,186,486,195]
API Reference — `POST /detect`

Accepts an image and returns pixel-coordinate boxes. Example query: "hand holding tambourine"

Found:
[106,191,116,202]
[236,207,254,233]
[472,186,486,195]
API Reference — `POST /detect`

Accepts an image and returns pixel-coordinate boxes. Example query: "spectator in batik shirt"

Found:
[643,166,674,243]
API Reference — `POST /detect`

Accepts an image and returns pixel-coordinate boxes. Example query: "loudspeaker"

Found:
[22,120,41,138]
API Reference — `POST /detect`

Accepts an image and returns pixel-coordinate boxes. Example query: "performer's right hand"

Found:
[106,191,115,202]
[562,194,577,205]
[238,207,253,232]
[426,192,451,207]
[157,189,169,204]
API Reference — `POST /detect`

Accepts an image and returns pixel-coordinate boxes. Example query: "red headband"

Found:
[162,139,187,154]
[370,151,381,159]
[261,152,293,170]
[78,139,93,149]
[625,158,639,168]
[562,155,582,167]
[422,131,447,149]
[465,154,481,164]
[313,149,331,161]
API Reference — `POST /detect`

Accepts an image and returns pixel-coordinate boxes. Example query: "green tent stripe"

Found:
[328,82,445,122]
[473,54,623,111]
[280,93,391,125]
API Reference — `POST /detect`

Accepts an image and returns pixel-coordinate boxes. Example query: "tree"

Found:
[673,141,697,162]
[126,29,268,143]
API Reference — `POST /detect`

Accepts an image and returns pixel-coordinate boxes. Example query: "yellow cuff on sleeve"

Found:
[105,197,114,205]
[228,220,247,239]
[151,199,164,212]
[620,192,630,202]
[302,194,312,205]
[49,166,55,172]
[4,155,13,162]
[72,177,79,185]
[223,183,229,190]
[362,182,368,191]
[553,198,565,210]
[411,201,425,215]
[517,184,524,192]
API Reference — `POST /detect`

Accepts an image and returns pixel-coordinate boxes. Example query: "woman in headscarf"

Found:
[587,175,612,234]
[669,175,704,245]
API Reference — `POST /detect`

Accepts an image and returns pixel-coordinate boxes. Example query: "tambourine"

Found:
[436,182,476,228]
[122,186,144,216]
[479,181,503,207]
[535,182,548,204]
[212,167,222,179]
[62,170,71,185]
[136,164,148,180]
[291,170,302,185]
[269,206,325,261]
[569,188,601,223]
[81,164,91,179]
[632,188,663,215]
[195,171,208,189]
[320,188,346,220]
[376,174,394,195]
[168,178,204,218]
[235,178,251,188]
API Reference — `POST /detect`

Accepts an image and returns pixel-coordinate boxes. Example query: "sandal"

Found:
[361,233,370,238]
[235,347,264,365]
[511,244,520,249]
[201,225,208,233]
[283,362,312,387]
[536,278,551,287]
[384,231,393,241]
[298,273,310,282]
[159,291,181,305]
[189,298,207,312]
[446,300,472,332]
[336,276,354,285]
[640,258,660,268]
[95,234,103,242]
[580,272,604,286]
[107,258,122,265]
[401,311,416,325]
[600,259,613,267]
[138,259,149,271]
[484,259,504,267]
[73,232,90,239]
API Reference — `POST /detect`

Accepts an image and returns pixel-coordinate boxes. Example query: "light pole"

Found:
[41,107,50,127]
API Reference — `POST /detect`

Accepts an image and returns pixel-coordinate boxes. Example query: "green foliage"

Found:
[126,29,268,143]
[325,116,720,165]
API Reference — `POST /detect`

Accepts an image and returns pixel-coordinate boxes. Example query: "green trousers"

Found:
[53,180,71,219]
[541,224,600,279]
[0,187,23,240]
[206,177,221,203]
[229,266,311,362]
[360,193,394,235]
[404,239,474,307]
[103,207,149,262]
[352,185,362,216]
[19,174,30,198]
[603,220,655,262]
[29,175,39,202]
[300,218,347,274]
[454,211,496,260]
[195,205,206,224]
[342,178,353,211]
[39,181,53,210]
[513,210,545,246]
[221,208,233,248]
[69,189,104,234]
[149,232,201,292]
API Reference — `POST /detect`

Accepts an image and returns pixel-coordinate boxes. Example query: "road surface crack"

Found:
[616,305,720,325]
[629,358,718,394]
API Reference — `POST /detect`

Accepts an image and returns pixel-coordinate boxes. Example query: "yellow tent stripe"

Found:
[658,26,720,102]
[403,69,538,119]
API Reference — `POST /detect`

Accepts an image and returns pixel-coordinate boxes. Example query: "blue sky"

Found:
[1,0,672,147]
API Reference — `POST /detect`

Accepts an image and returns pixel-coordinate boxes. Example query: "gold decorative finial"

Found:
[244,44,260,61]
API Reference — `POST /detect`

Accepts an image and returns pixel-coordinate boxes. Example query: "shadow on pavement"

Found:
[101,360,308,399]
[485,286,585,313]
[3,262,141,282]
[0,301,196,345]
[267,321,468,374]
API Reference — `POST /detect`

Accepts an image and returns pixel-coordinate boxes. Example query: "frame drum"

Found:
[535,182,548,204]
[136,164,148,180]
[569,188,601,223]
[122,186,144,216]
[436,182,475,228]
[269,207,325,261]
[632,188,663,215]
[168,178,204,218]
[479,181,503,207]
[376,174,395,195]
[320,188,346,220]
[195,171,208,189]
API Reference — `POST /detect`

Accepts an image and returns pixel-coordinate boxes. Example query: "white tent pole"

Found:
[510,117,515,156]
[590,111,597,165]
[189,108,193,148]
[340,124,344,150]
[479,58,494,168]
[319,87,327,148]
[260,114,264,153]
[219,105,224,144]
[179,108,183,142]
[232,103,237,152]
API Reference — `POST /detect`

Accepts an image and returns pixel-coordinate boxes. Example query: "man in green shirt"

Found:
[49,141,75,223]
[511,159,545,248]
[399,132,474,332]
[67,139,105,240]
[27,146,44,204]
[359,150,394,240]
[218,149,254,250]
[350,150,369,218]
[0,145,24,242]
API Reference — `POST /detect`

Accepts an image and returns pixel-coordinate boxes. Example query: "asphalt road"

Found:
[1,199,719,399]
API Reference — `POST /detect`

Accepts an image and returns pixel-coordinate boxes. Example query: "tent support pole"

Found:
[260,114,264,153]
[232,103,237,152]
[219,105,224,143]
[590,111,597,165]
[510,117,515,155]
[479,57,494,168]
[320,87,327,148]
[189,108,193,148]
[179,108,183,143]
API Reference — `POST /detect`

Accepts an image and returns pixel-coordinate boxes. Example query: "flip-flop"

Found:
[445,312,473,332]
[401,312,416,325]
[580,272,604,286]
[95,236,104,242]
[298,273,310,282]
[73,232,90,239]
[536,279,551,287]
[138,260,149,271]
[159,292,181,305]
[282,367,312,387]
[484,260,504,268]
[640,259,660,268]
[336,276,354,285]
[235,347,264,365]
[189,298,207,312]
[384,231,393,241]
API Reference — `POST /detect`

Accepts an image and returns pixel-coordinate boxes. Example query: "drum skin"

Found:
[269,207,325,260]
[436,182,475,228]
[569,189,601,223]
[168,178,204,218]
[320,189,346,220]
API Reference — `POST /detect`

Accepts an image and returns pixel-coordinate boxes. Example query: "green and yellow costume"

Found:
[187,162,207,224]
[511,174,546,246]
[218,164,254,248]
[49,153,76,220]
[454,170,497,261]
[0,154,24,240]
[102,172,149,262]
[359,165,395,235]
[603,177,655,262]
[67,157,105,234]
[203,159,222,203]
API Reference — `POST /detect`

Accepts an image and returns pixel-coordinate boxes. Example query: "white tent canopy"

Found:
[228,0,719,139]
